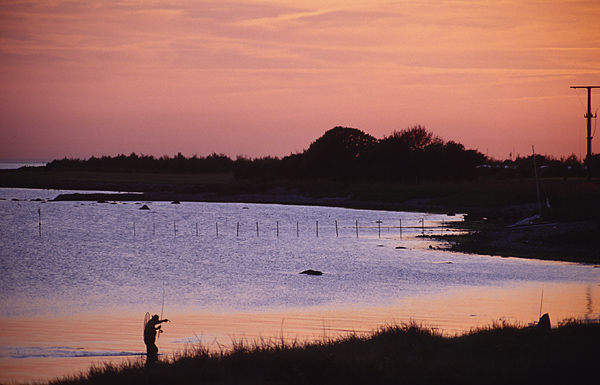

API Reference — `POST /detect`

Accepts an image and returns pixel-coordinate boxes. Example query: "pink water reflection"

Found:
[1,281,597,383]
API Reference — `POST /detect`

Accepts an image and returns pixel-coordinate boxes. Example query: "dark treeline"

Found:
[47,152,234,174]
[45,126,599,180]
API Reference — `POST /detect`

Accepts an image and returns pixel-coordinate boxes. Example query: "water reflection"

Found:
[0,188,599,382]
[1,282,598,382]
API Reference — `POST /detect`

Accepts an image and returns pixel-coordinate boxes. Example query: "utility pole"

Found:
[570,86,599,160]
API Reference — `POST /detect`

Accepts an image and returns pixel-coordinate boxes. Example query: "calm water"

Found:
[0,188,598,382]
[0,162,47,170]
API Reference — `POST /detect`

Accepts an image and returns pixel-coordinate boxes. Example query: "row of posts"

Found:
[129,218,446,238]
[36,208,445,238]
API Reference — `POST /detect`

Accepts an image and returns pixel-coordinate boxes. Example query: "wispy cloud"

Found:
[1,0,599,160]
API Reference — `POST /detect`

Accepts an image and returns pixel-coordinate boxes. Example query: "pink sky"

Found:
[1,0,599,161]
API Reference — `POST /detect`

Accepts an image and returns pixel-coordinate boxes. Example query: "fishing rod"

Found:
[158,282,165,339]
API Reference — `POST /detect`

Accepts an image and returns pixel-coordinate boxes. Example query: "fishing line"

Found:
[160,282,165,320]
[539,286,544,318]
[158,282,165,339]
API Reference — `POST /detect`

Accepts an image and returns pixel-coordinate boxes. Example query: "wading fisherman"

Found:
[144,314,169,365]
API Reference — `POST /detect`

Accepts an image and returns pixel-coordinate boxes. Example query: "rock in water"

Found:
[139,204,150,210]
[300,269,323,276]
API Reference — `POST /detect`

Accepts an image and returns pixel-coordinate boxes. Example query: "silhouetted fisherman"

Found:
[144,314,169,365]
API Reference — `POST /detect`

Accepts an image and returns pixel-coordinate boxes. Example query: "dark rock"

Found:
[300,269,323,276]
[537,313,551,331]
[395,246,407,249]
[171,200,180,204]
[139,204,150,210]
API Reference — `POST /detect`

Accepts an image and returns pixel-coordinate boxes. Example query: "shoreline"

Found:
[2,168,599,264]
[46,193,600,265]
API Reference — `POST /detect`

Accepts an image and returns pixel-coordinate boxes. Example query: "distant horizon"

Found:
[0,124,594,165]
[1,1,599,162]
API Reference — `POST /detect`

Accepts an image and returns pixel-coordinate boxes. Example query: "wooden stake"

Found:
[335,220,338,237]
[316,221,319,237]
[276,221,279,237]
[237,222,240,237]
[216,222,219,237]
[399,218,402,240]
[256,222,259,237]
[296,221,299,237]
[355,220,359,238]
[38,207,41,237]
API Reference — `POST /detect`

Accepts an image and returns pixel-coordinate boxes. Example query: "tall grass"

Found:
[48,320,599,385]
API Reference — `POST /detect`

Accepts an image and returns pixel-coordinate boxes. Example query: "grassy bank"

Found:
[49,320,598,385]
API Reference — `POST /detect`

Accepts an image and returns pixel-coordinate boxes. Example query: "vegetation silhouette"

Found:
[50,320,599,385]
[44,125,596,181]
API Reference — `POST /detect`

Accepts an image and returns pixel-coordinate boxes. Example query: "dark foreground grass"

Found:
[49,320,599,385]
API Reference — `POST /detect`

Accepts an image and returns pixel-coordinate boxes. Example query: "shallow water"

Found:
[0,188,598,382]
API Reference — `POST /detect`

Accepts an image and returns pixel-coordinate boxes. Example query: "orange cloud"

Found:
[1,0,599,160]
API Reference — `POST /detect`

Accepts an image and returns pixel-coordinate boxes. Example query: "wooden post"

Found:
[237,222,240,237]
[216,222,219,237]
[421,218,424,235]
[174,221,177,237]
[335,220,338,237]
[256,222,259,237]
[38,207,41,237]
[378,220,381,239]
[276,221,279,237]
[296,221,299,237]
[133,222,136,237]
[316,221,319,237]
[355,220,359,238]
[399,219,402,240]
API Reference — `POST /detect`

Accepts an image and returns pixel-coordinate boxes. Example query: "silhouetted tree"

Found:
[303,126,376,179]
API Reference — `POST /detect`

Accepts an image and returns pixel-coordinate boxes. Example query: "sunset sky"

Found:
[1,0,599,161]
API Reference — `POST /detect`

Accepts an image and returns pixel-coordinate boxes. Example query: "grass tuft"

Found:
[44,319,599,385]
